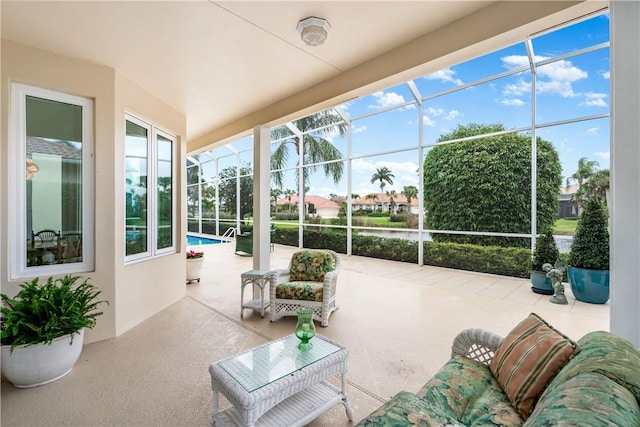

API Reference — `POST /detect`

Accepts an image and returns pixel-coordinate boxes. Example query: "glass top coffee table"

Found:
[209,334,353,426]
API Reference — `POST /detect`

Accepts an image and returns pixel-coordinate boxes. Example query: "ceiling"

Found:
[1,1,602,149]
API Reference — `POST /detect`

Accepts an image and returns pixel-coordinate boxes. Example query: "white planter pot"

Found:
[186,257,204,283]
[1,328,84,388]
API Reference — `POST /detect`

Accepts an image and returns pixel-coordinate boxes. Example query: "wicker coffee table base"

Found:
[212,380,352,426]
[210,336,353,427]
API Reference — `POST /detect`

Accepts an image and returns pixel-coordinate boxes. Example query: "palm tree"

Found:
[283,189,296,213]
[370,166,395,194]
[402,185,418,210]
[270,187,283,214]
[583,169,610,205]
[386,190,398,214]
[364,193,379,212]
[271,110,347,188]
[566,157,599,205]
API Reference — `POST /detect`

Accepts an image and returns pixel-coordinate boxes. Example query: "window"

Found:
[125,114,176,261]
[10,84,94,278]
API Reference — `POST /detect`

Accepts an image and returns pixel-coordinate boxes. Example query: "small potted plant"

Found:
[1,274,107,388]
[186,250,205,284]
[567,198,610,303]
[530,229,559,295]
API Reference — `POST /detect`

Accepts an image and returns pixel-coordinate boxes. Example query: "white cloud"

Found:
[422,115,436,127]
[537,80,578,97]
[423,68,464,86]
[601,70,610,80]
[501,54,533,69]
[422,108,461,127]
[595,151,610,160]
[444,110,461,120]
[426,107,444,117]
[586,127,599,136]
[352,125,368,134]
[501,98,525,106]
[581,92,608,108]
[369,91,415,110]
[503,79,530,96]
[501,55,588,98]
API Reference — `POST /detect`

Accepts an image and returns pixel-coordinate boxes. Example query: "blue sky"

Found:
[211,13,610,201]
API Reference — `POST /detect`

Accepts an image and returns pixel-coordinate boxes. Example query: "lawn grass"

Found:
[554,218,578,235]
[272,216,580,235]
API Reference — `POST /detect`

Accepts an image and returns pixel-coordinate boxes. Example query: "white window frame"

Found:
[9,83,95,279]
[124,113,176,262]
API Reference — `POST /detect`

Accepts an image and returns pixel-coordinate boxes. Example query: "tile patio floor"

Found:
[1,242,609,426]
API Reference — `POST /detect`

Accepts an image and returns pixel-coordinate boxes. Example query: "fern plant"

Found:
[1,275,107,351]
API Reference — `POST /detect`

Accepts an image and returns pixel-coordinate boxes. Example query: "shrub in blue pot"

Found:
[567,199,610,304]
[530,229,559,295]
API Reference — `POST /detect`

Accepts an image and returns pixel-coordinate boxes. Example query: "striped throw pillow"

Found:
[490,313,577,420]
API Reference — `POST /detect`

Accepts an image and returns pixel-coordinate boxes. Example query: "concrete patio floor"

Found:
[1,242,609,426]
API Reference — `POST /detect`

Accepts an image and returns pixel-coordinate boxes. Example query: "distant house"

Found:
[559,184,580,219]
[352,193,419,214]
[275,195,340,219]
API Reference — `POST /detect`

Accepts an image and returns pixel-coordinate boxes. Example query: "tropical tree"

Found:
[283,189,296,213]
[364,193,379,211]
[423,123,561,248]
[270,187,283,215]
[583,168,610,205]
[217,163,253,219]
[386,190,398,213]
[271,110,347,188]
[402,185,418,210]
[371,166,395,194]
[566,157,600,205]
[186,166,202,218]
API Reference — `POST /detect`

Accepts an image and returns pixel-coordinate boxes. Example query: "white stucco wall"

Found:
[1,40,188,343]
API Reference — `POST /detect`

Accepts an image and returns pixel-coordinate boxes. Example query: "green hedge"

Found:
[271,227,531,278]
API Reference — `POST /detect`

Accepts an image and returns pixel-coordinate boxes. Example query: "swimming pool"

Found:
[186,234,227,246]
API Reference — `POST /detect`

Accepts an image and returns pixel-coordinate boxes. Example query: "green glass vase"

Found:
[295,307,316,351]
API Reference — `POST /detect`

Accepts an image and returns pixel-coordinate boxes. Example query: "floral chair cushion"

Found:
[289,249,335,282]
[417,355,523,426]
[275,281,323,302]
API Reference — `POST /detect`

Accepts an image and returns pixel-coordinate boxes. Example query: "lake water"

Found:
[359,230,573,253]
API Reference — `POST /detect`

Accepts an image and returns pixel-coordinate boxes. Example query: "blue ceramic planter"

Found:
[530,270,554,295]
[567,266,610,304]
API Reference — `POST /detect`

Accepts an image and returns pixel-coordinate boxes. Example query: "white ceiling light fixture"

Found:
[297,17,331,47]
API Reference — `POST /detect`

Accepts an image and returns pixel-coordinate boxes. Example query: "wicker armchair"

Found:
[269,249,340,327]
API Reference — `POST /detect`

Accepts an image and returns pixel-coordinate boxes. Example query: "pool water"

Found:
[187,235,226,246]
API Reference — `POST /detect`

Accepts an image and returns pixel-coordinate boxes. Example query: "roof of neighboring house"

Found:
[27,137,82,160]
[560,183,579,195]
[276,195,340,209]
[353,193,419,206]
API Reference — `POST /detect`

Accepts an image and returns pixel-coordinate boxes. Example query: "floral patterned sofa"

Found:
[357,313,640,426]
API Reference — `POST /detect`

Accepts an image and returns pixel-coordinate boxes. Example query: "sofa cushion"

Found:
[539,330,640,403]
[490,313,577,420]
[275,281,323,301]
[417,355,522,426]
[289,249,335,282]
[524,372,640,427]
[355,391,464,427]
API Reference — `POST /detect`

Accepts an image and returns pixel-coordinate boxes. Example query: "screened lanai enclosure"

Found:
[187,12,610,278]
